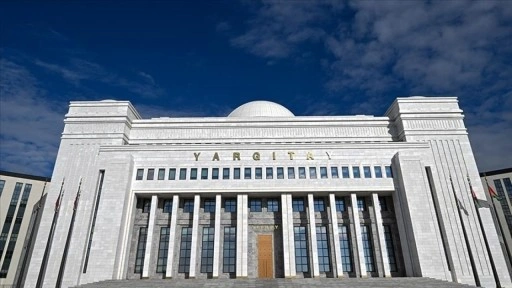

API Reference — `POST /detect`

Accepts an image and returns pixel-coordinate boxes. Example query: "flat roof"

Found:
[0,170,51,182]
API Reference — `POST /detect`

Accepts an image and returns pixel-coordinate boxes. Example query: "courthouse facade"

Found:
[26,97,510,287]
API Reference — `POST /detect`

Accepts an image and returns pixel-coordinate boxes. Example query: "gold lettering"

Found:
[194,152,201,161]
[306,152,314,160]
[325,152,331,160]
[212,152,220,161]
[252,152,260,161]
[287,151,295,160]
[274,225,278,229]
[233,152,241,161]
[272,152,276,160]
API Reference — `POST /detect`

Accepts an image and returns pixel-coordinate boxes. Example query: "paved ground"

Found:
[75,277,476,288]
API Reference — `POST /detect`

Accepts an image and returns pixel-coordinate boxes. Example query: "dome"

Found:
[228,101,294,117]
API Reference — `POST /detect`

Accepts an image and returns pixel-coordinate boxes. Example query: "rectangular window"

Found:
[331,167,339,178]
[277,167,284,179]
[212,168,219,179]
[201,227,215,273]
[255,167,262,179]
[288,167,295,179]
[385,166,393,178]
[190,168,198,180]
[204,199,216,213]
[342,166,350,178]
[163,199,172,213]
[156,227,169,273]
[201,168,208,180]
[168,168,176,180]
[379,196,388,211]
[0,180,5,197]
[267,198,279,212]
[335,197,345,212]
[384,225,397,272]
[266,167,273,179]
[142,199,151,213]
[134,227,147,273]
[339,225,352,272]
[299,167,306,179]
[353,167,360,178]
[316,226,331,272]
[223,227,236,273]
[244,168,251,179]
[314,198,325,212]
[224,199,236,212]
[158,168,165,180]
[183,199,194,213]
[292,198,305,212]
[357,197,366,211]
[178,227,193,273]
[294,226,309,272]
[320,167,328,179]
[309,167,317,179]
[147,169,155,180]
[223,168,230,179]
[179,168,187,180]
[361,225,375,272]
[234,168,241,179]
[136,169,144,180]
[374,166,382,178]
[250,199,262,212]
[363,166,371,178]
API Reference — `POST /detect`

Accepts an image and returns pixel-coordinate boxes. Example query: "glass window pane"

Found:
[190,168,198,180]
[266,167,273,179]
[277,167,284,179]
[147,169,155,180]
[288,167,295,179]
[267,198,279,212]
[309,167,317,179]
[353,167,360,178]
[363,166,371,178]
[168,168,176,180]
[136,169,144,180]
[234,168,240,179]
[158,168,165,180]
[201,168,208,179]
[342,166,349,178]
[320,167,328,179]
[212,168,219,179]
[223,168,230,179]
[255,167,262,179]
[244,168,251,179]
[179,168,187,180]
[385,166,393,178]
[331,167,339,178]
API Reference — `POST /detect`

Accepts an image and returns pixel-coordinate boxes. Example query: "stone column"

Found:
[372,193,390,277]
[351,193,367,277]
[212,194,222,278]
[307,194,319,277]
[236,194,248,277]
[165,195,179,278]
[281,194,291,277]
[329,193,343,277]
[142,195,158,278]
[188,195,200,278]
[287,194,296,277]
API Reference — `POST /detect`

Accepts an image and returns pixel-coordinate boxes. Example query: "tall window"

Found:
[223,227,236,273]
[288,167,295,179]
[250,199,262,212]
[223,168,230,179]
[266,167,273,179]
[204,199,215,213]
[342,166,350,178]
[179,168,187,180]
[339,225,352,272]
[212,168,219,179]
[0,183,23,260]
[234,168,241,179]
[314,198,325,212]
[134,227,147,273]
[147,169,155,180]
[335,197,346,212]
[190,168,198,180]
[244,168,251,179]
[292,198,305,212]
[267,198,279,212]
[353,167,360,178]
[298,167,306,179]
[201,227,215,273]
[316,226,331,272]
[384,225,397,272]
[0,180,5,197]
[379,196,388,211]
[361,225,375,272]
[331,167,339,178]
[201,168,208,180]
[320,167,328,179]
[385,166,393,178]
[142,199,151,213]
[357,197,366,211]
[224,199,236,212]
[374,166,382,178]
[156,227,169,273]
[277,167,284,179]
[168,168,176,180]
[294,226,309,272]
[363,166,371,178]
[255,167,262,179]
[309,167,317,179]
[183,199,194,213]
[163,199,172,213]
[178,227,193,273]
[136,169,144,180]
[158,168,165,180]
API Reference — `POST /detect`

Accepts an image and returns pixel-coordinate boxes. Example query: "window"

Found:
[142,199,151,213]
[223,227,236,273]
[204,199,215,213]
[316,226,331,272]
[234,168,241,179]
[201,168,208,180]
[339,225,352,272]
[183,199,194,213]
[353,167,360,178]
[379,196,388,211]
[134,227,147,273]
[136,169,144,180]
[288,167,295,179]
[147,169,155,180]
[250,199,262,212]
[335,197,345,212]
[363,166,371,178]
[225,199,236,212]
[292,198,305,212]
[277,167,284,179]
[357,197,366,211]
[267,198,279,212]
[168,168,176,180]
[223,168,230,179]
[163,199,172,213]
[298,167,306,179]
[361,225,375,272]
[309,167,317,179]
[342,166,350,178]
[190,168,198,180]
[244,167,251,179]
[158,168,165,180]
[178,227,193,273]
[384,225,397,272]
[331,167,339,178]
[212,168,219,179]
[0,180,5,197]
[179,168,187,180]
[314,198,325,212]
[320,167,328,179]
[374,166,382,178]
[266,167,273,179]
[201,227,215,273]
[294,226,309,272]
[385,166,393,178]
[156,227,169,273]
[255,167,262,179]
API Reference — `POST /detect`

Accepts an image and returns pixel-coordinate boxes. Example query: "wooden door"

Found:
[258,234,273,278]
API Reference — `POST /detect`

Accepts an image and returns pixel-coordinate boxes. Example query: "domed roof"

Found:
[228,101,294,117]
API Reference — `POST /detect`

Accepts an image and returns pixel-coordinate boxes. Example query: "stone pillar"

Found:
[212,194,222,278]
[165,195,179,278]
[188,195,200,278]
[307,194,319,277]
[329,193,343,277]
[287,194,296,277]
[281,194,296,278]
[236,194,248,277]
[142,195,158,278]
[372,193,390,277]
[351,193,367,277]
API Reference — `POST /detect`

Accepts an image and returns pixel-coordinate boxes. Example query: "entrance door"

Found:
[258,234,273,278]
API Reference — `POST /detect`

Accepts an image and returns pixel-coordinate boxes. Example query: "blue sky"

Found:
[1,0,511,177]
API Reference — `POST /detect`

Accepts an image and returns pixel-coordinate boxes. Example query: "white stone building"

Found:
[25,97,511,287]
